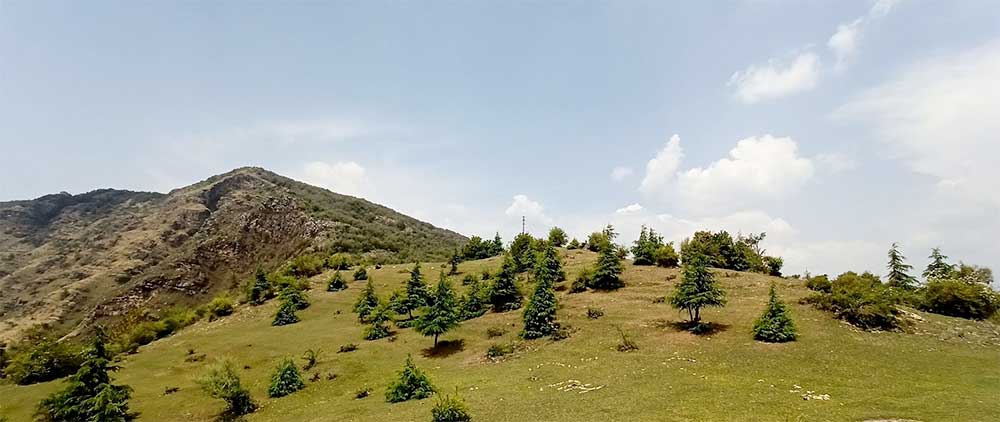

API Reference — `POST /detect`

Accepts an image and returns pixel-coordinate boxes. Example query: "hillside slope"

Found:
[2,250,997,421]
[0,167,466,341]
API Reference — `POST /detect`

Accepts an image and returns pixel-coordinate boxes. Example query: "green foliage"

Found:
[449,251,461,275]
[616,328,638,352]
[204,295,234,321]
[548,227,568,247]
[353,267,369,281]
[431,391,472,422]
[886,242,918,289]
[301,349,320,371]
[278,286,310,310]
[920,279,998,320]
[36,329,136,422]
[487,255,523,312]
[631,225,665,266]
[5,337,83,385]
[485,326,506,338]
[953,263,994,285]
[460,234,504,260]
[326,253,353,271]
[586,224,617,252]
[116,307,201,354]
[654,244,680,268]
[679,231,781,275]
[363,301,394,341]
[399,263,431,319]
[327,271,348,291]
[485,343,514,359]
[586,307,604,319]
[354,278,380,323]
[459,277,488,320]
[272,300,301,326]
[385,356,436,403]
[247,268,274,305]
[461,274,477,286]
[805,271,900,330]
[267,358,305,398]
[509,233,537,272]
[923,248,955,280]
[670,254,726,323]
[521,256,559,339]
[535,241,566,282]
[567,238,581,250]
[287,254,325,278]
[804,274,832,293]
[590,241,624,290]
[198,360,256,417]
[570,268,593,293]
[752,285,797,342]
[416,273,461,347]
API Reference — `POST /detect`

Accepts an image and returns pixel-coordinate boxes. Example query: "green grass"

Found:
[3,250,998,421]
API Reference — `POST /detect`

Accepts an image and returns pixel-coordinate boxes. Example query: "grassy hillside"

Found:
[2,250,998,421]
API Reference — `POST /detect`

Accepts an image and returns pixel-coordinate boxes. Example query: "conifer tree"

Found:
[353,267,368,281]
[631,225,665,266]
[488,254,523,312]
[248,268,272,305]
[490,232,505,256]
[752,284,797,342]
[354,278,380,323]
[272,300,300,326]
[536,241,566,282]
[590,242,624,290]
[267,358,305,398]
[400,263,431,319]
[567,238,581,250]
[449,251,461,275]
[278,286,310,310]
[385,355,436,403]
[197,360,256,417]
[548,227,568,247]
[36,328,136,422]
[327,270,348,291]
[416,272,460,347]
[521,255,559,339]
[886,242,918,289]
[670,254,726,324]
[460,277,488,320]
[363,300,393,340]
[923,247,954,280]
[509,233,536,272]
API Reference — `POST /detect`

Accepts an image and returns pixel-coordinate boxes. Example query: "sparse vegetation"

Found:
[486,343,515,359]
[586,307,604,319]
[431,391,473,422]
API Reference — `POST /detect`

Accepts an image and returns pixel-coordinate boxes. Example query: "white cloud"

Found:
[728,52,820,104]
[638,134,684,197]
[504,194,553,229]
[610,166,634,181]
[828,19,862,70]
[298,161,368,196]
[870,0,903,18]
[675,135,815,211]
[615,203,644,214]
[814,152,858,173]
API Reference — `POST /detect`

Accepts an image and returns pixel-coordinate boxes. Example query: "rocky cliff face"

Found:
[0,167,466,341]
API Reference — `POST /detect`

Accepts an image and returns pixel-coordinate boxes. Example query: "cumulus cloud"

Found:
[615,203,644,214]
[610,166,634,181]
[638,134,684,197]
[298,161,369,196]
[814,152,858,173]
[728,52,820,104]
[505,194,553,226]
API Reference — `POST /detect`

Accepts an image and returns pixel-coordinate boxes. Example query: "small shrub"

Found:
[920,279,999,319]
[486,343,514,359]
[654,244,680,268]
[355,387,371,399]
[481,270,492,280]
[272,301,301,326]
[327,271,348,292]
[805,274,832,293]
[288,254,325,277]
[386,356,436,403]
[327,254,353,271]
[338,343,358,353]
[198,360,256,417]
[301,349,320,371]
[570,268,593,293]
[461,274,477,286]
[805,271,900,330]
[616,328,638,352]
[485,326,506,338]
[353,267,369,281]
[268,358,305,398]
[432,391,473,422]
[278,287,310,310]
[586,307,605,319]
[651,296,666,304]
[5,338,82,385]
[204,295,234,321]
[551,325,572,341]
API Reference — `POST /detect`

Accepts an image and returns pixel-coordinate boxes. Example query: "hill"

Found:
[0,167,466,342]
[2,250,997,421]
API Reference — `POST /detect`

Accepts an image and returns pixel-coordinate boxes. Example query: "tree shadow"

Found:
[421,339,465,358]
[665,321,730,336]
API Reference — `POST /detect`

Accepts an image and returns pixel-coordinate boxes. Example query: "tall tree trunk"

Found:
[434,334,439,347]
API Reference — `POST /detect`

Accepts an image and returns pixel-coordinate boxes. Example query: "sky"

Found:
[2,0,998,280]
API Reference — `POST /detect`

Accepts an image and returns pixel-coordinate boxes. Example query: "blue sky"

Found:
[2,0,998,279]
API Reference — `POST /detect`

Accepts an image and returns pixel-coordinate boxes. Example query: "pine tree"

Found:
[631,225,664,266]
[36,328,136,422]
[363,300,393,340]
[886,242,918,289]
[267,358,305,398]
[354,278,380,323]
[449,251,461,275]
[548,227,568,247]
[590,242,624,290]
[752,284,797,342]
[353,267,368,281]
[488,255,523,312]
[521,255,559,339]
[509,233,536,272]
[490,232,505,256]
[248,268,272,305]
[416,272,460,347]
[385,355,436,403]
[272,300,300,326]
[460,277,488,320]
[327,271,348,291]
[670,254,726,324]
[401,263,431,319]
[535,241,566,282]
[923,247,954,280]
[278,286,310,310]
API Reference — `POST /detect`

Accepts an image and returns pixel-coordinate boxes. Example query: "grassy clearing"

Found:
[2,250,998,421]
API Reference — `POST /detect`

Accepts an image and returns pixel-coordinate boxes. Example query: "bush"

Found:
[338,343,358,353]
[805,271,900,330]
[752,284,797,343]
[679,231,780,275]
[805,274,832,293]
[586,307,605,319]
[204,295,235,321]
[198,360,256,417]
[432,392,473,422]
[548,227,568,248]
[460,234,504,261]
[486,343,515,359]
[5,338,82,385]
[327,271,348,291]
[268,358,305,398]
[37,331,136,422]
[485,326,506,338]
[273,301,301,326]
[117,306,201,354]
[654,244,680,268]
[616,328,638,352]
[353,267,369,281]
[570,268,592,293]
[301,349,320,371]
[327,254,353,271]
[920,279,999,319]
[386,356,436,403]
[288,254,325,278]
[278,286,310,310]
